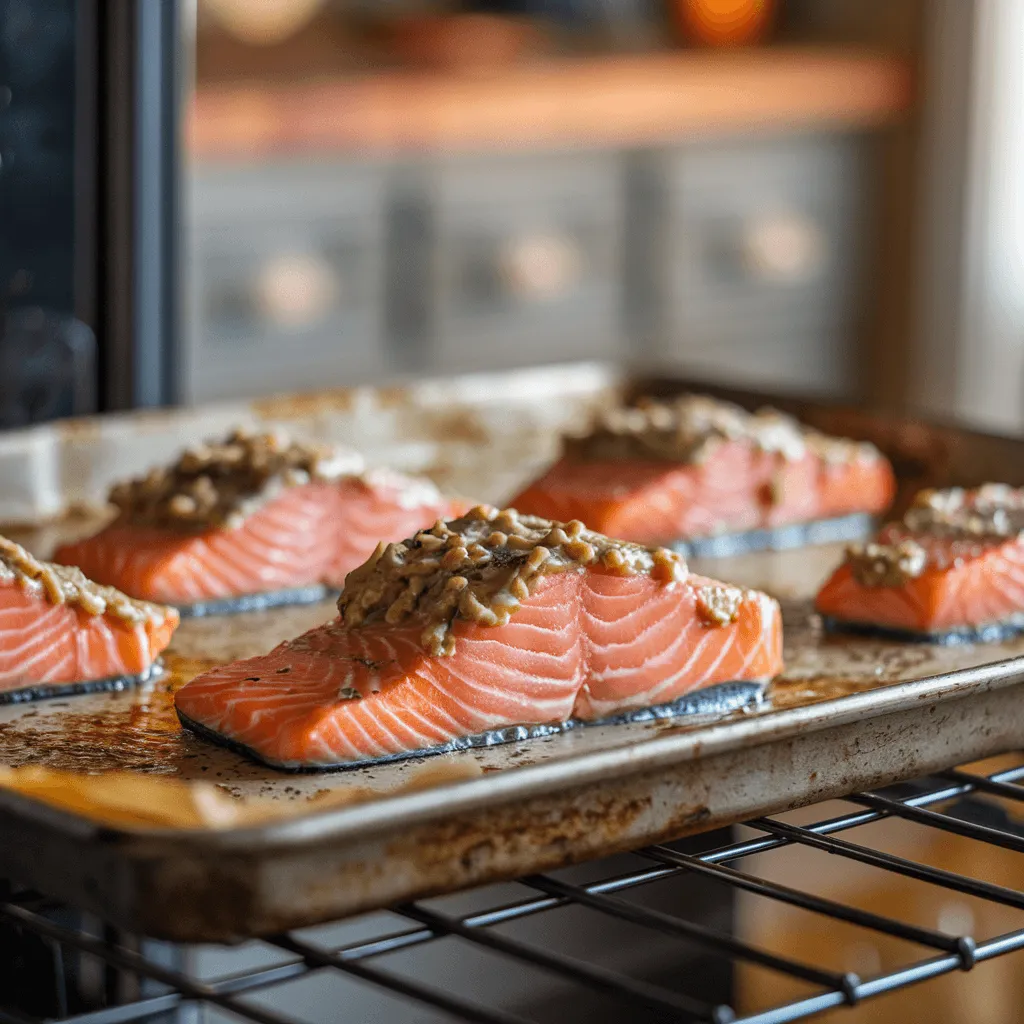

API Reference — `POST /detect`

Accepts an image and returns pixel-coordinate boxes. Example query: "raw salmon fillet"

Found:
[54,430,463,609]
[816,484,1024,640]
[175,507,782,768]
[510,395,895,547]
[0,536,177,699]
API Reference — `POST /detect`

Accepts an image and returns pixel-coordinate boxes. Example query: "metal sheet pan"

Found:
[1,369,1024,942]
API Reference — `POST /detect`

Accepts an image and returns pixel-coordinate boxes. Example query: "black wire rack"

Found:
[2,757,1024,1024]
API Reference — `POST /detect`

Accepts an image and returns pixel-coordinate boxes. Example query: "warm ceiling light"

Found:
[203,0,326,45]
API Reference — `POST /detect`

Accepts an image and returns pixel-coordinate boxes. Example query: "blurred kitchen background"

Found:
[1,0,1023,427]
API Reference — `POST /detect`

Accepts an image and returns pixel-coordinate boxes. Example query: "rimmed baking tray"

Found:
[0,366,1023,942]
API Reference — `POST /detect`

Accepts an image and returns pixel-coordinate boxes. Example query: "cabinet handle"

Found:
[735,211,827,285]
[254,252,340,329]
[497,234,582,301]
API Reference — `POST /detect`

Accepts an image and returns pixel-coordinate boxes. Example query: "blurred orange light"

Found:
[676,0,774,47]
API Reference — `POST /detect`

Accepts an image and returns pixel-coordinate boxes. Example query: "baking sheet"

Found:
[0,369,1023,941]
[0,542,1016,791]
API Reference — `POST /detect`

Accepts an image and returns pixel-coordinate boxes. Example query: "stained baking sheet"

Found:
[0,370,1023,941]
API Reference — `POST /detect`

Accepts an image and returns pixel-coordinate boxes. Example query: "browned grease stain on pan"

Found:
[0,596,339,777]
[0,654,214,774]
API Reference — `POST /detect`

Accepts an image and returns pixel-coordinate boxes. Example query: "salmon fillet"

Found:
[510,396,895,548]
[816,484,1024,640]
[175,507,782,769]
[54,431,462,610]
[0,536,177,700]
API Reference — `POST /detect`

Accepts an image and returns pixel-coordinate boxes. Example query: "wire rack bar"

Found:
[746,928,1024,1024]
[938,768,1024,803]
[1,759,1023,1024]
[847,790,1024,852]
[523,873,860,997]
[270,932,534,1024]
[0,904,293,1024]
[395,902,731,1023]
[750,817,1024,909]
[639,846,973,962]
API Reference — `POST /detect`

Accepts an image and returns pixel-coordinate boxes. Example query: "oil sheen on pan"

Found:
[174,507,783,770]
[818,483,1024,643]
[0,535,177,703]
[510,394,896,553]
[52,428,468,616]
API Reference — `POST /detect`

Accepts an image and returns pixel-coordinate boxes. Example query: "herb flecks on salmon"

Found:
[174,512,781,770]
[53,429,466,609]
[510,394,896,547]
[338,505,687,656]
[817,484,1024,639]
[0,534,177,698]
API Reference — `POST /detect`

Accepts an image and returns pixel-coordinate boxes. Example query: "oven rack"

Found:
[2,757,1023,1024]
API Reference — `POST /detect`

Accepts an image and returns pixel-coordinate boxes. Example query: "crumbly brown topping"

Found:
[566,395,881,467]
[109,428,364,531]
[845,484,1024,586]
[337,505,687,656]
[846,539,928,587]
[695,583,746,626]
[903,484,1024,539]
[0,536,171,625]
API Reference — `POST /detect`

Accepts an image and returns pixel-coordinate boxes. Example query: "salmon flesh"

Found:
[817,484,1024,642]
[55,440,464,615]
[0,536,177,702]
[510,396,895,550]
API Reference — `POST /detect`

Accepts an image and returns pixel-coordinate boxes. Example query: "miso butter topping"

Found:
[567,395,881,467]
[338,505,687,656]
[695,583,747,627]
[904,484,1024,539]
[109,428,365,531]
[847,539,928,587]
[846,484,1024,587]
[0,536,170,625]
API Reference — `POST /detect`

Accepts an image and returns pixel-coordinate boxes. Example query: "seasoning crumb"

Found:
[847,540,928,587]
[696,583,745,627]
[338,506,687,656]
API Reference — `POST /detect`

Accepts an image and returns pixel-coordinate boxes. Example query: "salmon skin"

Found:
[177,679,765,772]
[176,585,334,619]
[0,536,177,703]
[54,429,464,616]
[816,484,1024,642]
[672,513,878,559]
[0,663,165,706]
[175,506,782,770]
[510,395,895,550]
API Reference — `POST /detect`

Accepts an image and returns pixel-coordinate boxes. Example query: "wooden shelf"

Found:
[188,47,913,160]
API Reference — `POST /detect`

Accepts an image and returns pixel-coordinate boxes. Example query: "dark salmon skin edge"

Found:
[0,661,166,705]
[674,512,877,559]
[175,679,767,772]
[820,615,1024,646]
[175,586,338,619]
